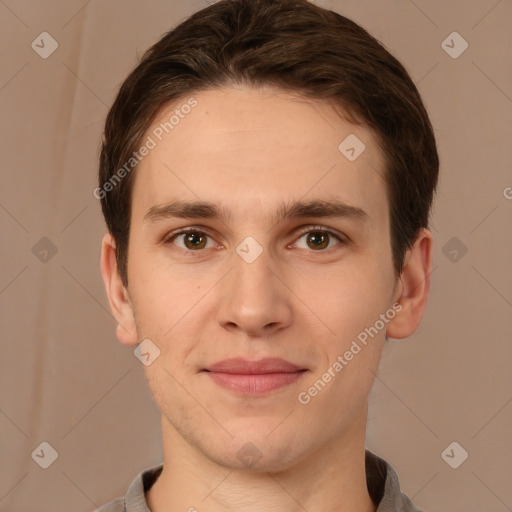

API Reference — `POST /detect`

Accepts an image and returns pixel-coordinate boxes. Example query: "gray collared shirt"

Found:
[96,449,422,511]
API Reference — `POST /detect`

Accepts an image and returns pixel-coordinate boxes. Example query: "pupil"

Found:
[309,232,327,249]
[183,232,329,251]
[186,233,204,249]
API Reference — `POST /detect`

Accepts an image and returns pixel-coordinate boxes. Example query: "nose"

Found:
[216,246,293,338]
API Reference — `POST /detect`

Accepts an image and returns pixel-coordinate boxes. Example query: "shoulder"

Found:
[365,449,423,512]
[94,463,163,512]
[94,497,125,512]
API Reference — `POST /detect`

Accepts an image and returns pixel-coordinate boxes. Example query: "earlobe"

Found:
[100,232,139,346]
[386,228,434,340]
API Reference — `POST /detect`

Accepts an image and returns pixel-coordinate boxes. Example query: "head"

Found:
[99,0,438,471]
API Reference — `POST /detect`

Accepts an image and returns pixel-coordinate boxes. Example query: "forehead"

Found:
[131,85,388,228]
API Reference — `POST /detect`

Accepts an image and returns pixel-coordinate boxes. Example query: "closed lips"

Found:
[203,357,306,374]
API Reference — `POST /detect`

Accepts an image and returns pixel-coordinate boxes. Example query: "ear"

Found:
[386,228,434,339]
[100,232,139,347]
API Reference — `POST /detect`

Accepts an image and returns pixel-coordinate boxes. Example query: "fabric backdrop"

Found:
[1,0,511,510]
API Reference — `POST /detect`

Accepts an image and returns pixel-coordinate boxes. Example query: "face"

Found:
[113,85,403,471]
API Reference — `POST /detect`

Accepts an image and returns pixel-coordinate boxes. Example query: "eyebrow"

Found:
[143,199,368,227]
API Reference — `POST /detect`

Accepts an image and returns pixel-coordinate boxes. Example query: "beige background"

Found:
[1,0,511,510]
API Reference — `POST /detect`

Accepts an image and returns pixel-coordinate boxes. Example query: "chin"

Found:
[207,447,301,473]
[204,428,309,473]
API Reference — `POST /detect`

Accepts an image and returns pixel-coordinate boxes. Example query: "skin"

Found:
[101,84,433,512]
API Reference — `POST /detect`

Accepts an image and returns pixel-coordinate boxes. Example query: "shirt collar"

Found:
[122,449,419,512]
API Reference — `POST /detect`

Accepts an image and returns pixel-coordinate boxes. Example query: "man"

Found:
[96,0,438,510]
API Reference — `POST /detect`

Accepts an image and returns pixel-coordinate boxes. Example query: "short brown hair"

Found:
[98,0,439,286]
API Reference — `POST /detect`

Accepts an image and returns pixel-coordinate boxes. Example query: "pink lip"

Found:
[203,358,308,395]
[205,357,304,374]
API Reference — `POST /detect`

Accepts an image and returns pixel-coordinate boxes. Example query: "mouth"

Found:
[201,357,309,396]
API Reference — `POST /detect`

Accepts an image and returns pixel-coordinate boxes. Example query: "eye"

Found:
[165,228,217,251]
[163,225,346,254]
[293,225,344,251]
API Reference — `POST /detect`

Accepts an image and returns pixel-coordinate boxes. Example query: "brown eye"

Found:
[183,232,207,250]
[306,232,330,250]
[167,230,214,251]
[294,227,344,251]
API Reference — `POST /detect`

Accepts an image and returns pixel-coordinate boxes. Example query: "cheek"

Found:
[142,362,194,428]
[305,270,392,409]
[313,265,392,342]
[128,256,207,334]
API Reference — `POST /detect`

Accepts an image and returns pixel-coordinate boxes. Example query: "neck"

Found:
[147,414,377,512]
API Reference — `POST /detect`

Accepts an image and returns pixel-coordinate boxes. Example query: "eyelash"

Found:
[163,225,348,255]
